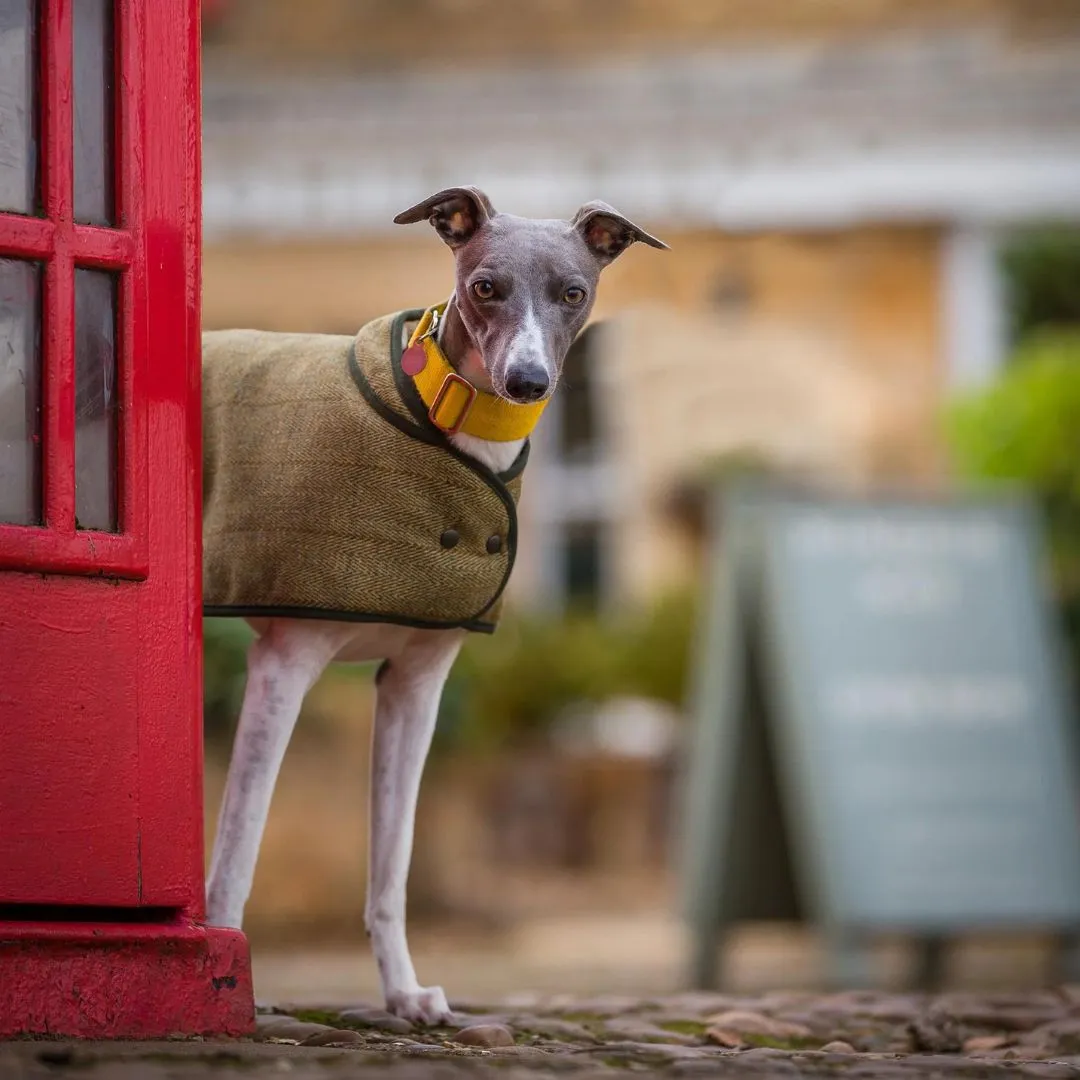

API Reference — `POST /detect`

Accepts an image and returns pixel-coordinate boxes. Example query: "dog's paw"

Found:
[385,985,453,1026]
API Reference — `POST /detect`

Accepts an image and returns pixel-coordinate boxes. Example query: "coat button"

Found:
[440,528,460,549]
[485,534,503,555]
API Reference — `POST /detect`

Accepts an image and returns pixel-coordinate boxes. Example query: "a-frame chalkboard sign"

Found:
[680,483,1080,989]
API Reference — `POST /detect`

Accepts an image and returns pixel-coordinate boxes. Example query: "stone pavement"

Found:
[247,916,1053,1002]
[9,989,1080,1078]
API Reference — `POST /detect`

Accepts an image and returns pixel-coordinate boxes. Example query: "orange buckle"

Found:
[428,372,478,435]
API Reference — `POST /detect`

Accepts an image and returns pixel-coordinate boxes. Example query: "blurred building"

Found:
[200,0,1080,614]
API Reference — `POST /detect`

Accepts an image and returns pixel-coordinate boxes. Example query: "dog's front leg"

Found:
[366,630,464,1025]
[206,621,353,929]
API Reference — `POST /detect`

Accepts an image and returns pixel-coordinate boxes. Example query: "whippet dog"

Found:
[205,187,667,1023]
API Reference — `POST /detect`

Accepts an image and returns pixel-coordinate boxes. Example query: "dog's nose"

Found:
[505,366,550,403]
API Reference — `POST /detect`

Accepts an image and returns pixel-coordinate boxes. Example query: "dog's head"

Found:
[394,186,668,404]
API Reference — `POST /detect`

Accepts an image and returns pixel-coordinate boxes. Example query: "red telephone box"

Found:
[0,0,253,1037]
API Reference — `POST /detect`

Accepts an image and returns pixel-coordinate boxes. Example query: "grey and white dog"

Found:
[205,186,667,1024]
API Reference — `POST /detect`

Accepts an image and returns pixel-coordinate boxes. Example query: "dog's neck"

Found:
[436,294,527,475]
[438,295,490,393]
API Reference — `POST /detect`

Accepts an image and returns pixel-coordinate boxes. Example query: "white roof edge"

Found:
[202,147,1080,240]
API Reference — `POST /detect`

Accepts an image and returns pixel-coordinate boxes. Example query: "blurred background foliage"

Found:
[946,226,1080,668]
[434,589,697,757]
[203,589,698,757]
[1000,225,1080,345]
[203,617,254,751]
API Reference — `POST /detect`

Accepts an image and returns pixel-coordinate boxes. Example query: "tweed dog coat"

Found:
[202,309,527,633]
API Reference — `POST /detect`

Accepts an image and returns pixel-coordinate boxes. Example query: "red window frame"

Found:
[0,0,147,578]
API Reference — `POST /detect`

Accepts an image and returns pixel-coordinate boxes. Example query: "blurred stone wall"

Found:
[202,0,1080,73]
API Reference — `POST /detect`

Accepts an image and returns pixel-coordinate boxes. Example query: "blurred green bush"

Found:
[1001,226,1080,344]
[202,591,698,757]
[434,589,698,756]
[947,331,1080,578]
[202,617,380,752]
[946,330,1080,666]
[203,617,255,750]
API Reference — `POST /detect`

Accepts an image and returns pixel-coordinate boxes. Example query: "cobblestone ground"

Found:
[10,990,1080,1078]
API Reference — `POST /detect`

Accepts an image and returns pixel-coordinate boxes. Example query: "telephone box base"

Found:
[0,917,254,1038]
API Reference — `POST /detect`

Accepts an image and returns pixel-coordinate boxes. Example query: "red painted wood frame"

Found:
[0,0,201,909]
[0,0,254,1037]
[0,0,146,577]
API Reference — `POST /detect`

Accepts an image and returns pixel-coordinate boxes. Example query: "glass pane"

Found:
[0,0,36,214]
[0,258,41,525]
[73,0,114,225]
[74,268,117,531]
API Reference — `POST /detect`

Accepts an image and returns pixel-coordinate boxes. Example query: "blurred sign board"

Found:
[681,486,1080,988]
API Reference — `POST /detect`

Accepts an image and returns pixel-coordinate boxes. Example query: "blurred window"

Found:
[561,521,604,613]
[539,321,613,614]
[557,325,600,462]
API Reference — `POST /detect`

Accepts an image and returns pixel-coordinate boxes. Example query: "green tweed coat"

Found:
[202,310,527,633]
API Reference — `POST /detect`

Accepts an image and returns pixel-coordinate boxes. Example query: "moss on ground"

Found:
[286,1009,342,1027]
[552,1011,607,1030]
[658,1019,709,1037]
[742,1032,820,1051]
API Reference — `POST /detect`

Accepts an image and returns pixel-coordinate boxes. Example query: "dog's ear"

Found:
[571,201,669,266]
[393,186,496,248]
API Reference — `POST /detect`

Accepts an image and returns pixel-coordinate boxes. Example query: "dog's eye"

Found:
[472,280,495,300]
[563,286,586,306]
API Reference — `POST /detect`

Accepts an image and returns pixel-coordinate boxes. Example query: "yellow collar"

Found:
[404,304,547,442]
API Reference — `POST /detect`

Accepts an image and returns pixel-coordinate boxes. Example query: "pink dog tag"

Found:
[401,344,427,377]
